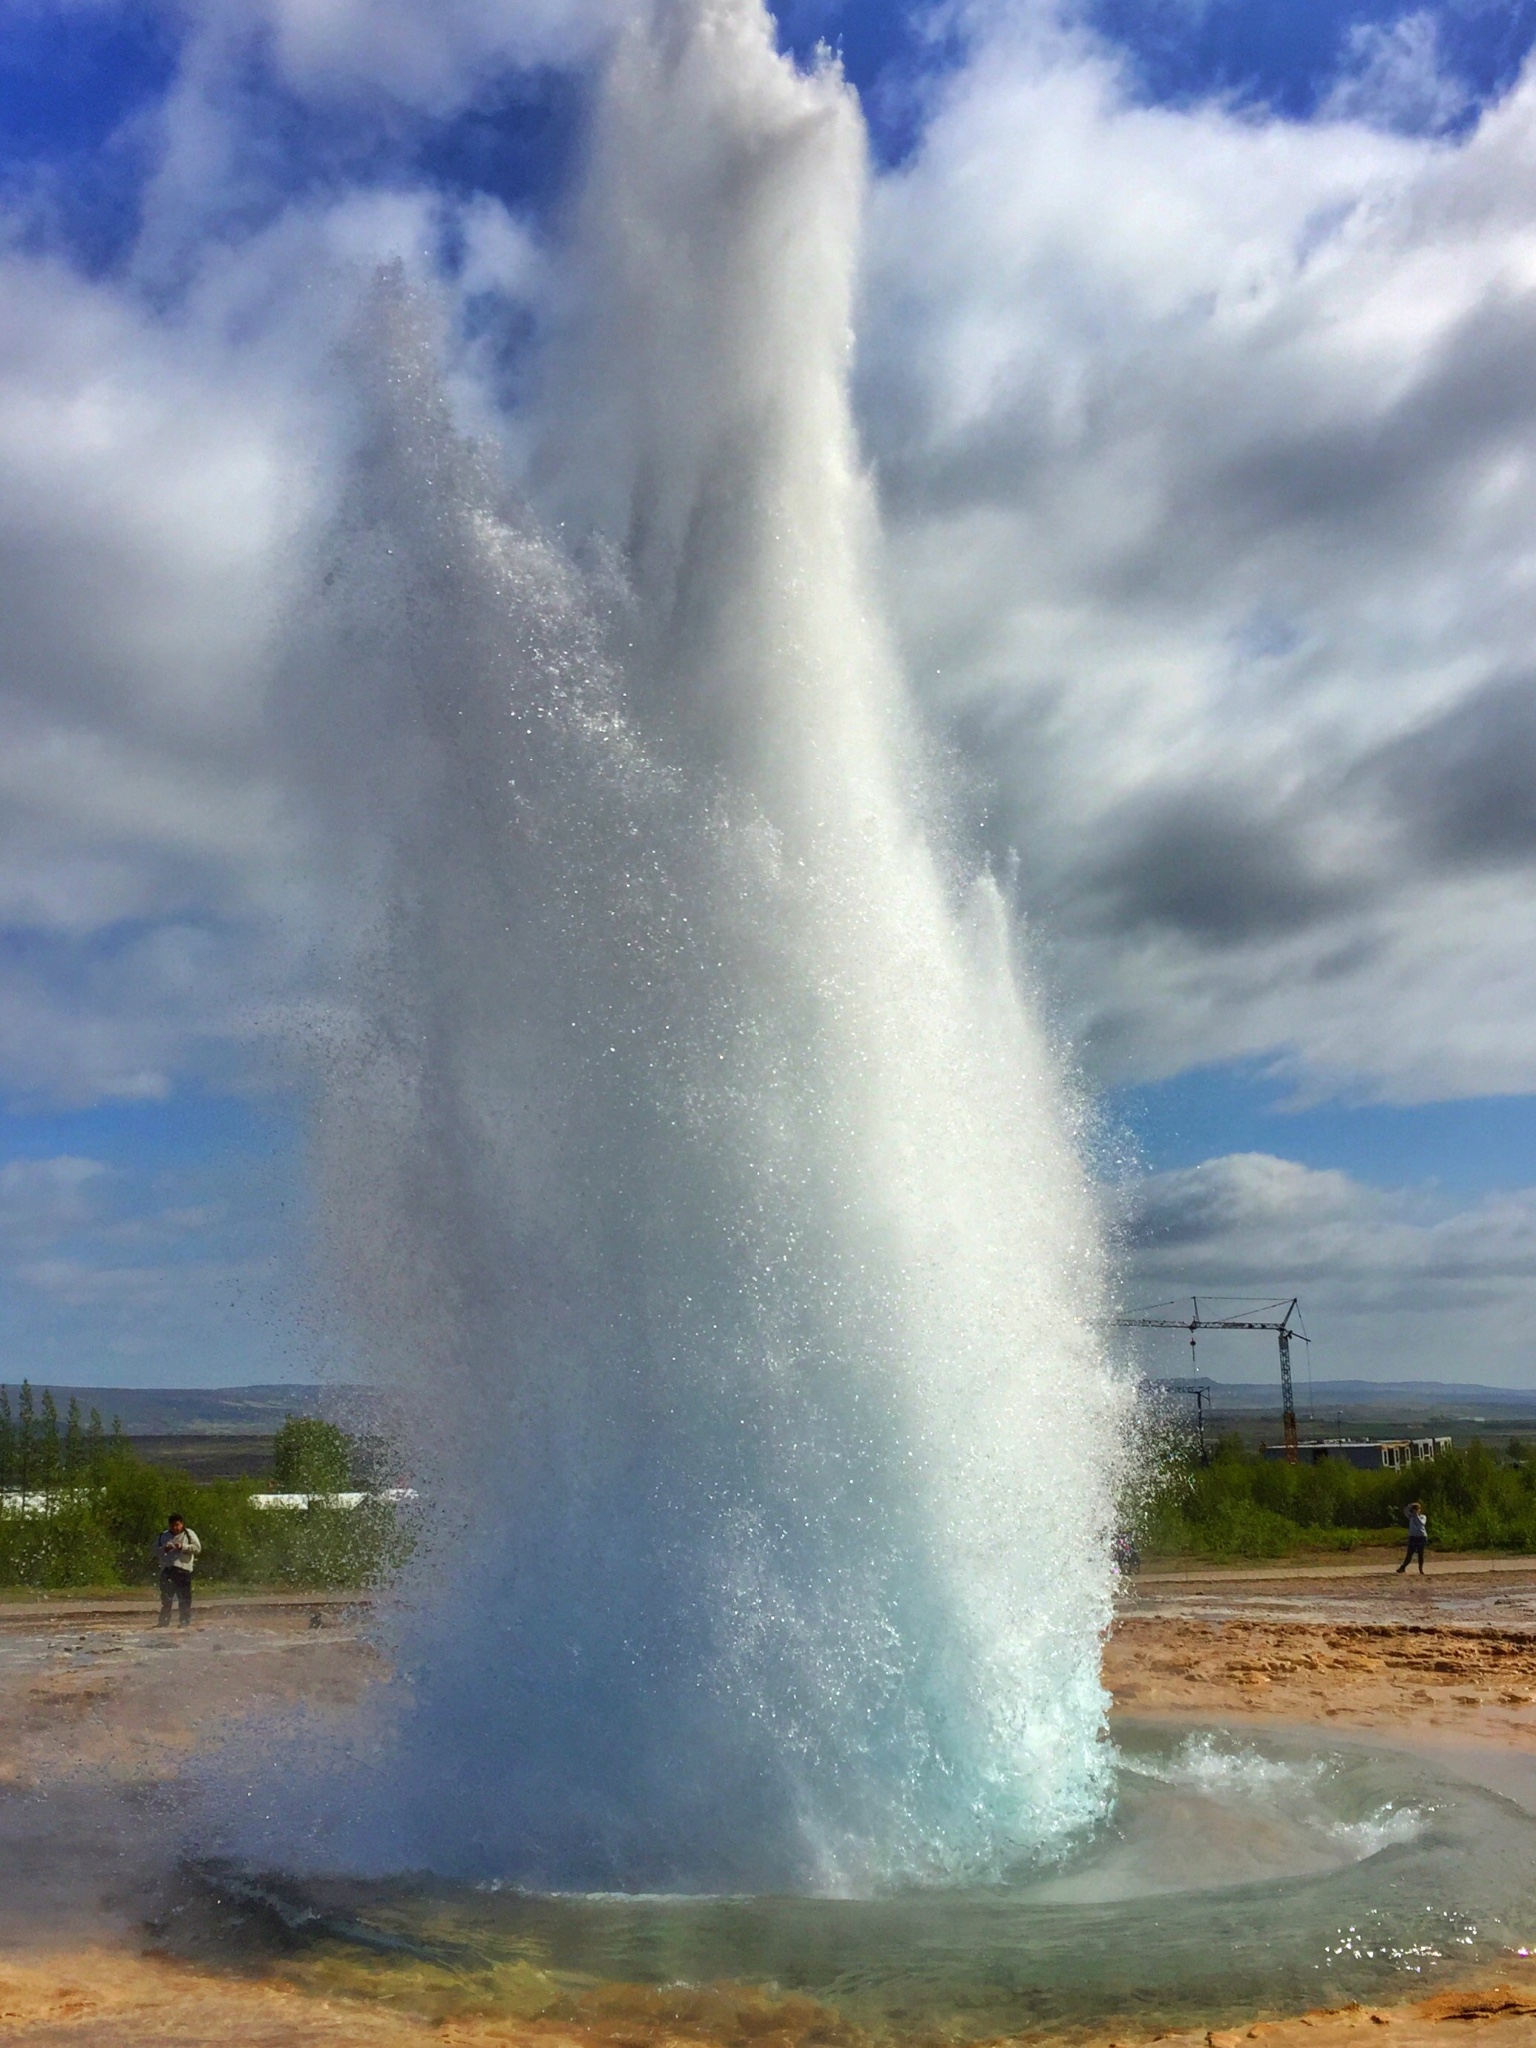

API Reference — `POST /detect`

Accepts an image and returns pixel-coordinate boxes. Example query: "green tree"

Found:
[0,1387,12,1489]
[86,1408,105,1474]
[36,1390,60,1491]
[272,1417,353,1492]
[17,1382,34,1494]
[64,1398,84,1476]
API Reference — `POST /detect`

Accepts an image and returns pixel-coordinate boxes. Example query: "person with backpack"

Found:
[154,1512,202,1626]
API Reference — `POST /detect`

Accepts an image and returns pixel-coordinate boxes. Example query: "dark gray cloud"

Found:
[1181,293,1536,565]
[1074,796,1361,943]
[1369,669,1536,870]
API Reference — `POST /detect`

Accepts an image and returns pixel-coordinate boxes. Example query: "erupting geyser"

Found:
[279,0,1127,1893]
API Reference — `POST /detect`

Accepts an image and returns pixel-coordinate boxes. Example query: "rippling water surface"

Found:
[183,1729,1536,2036]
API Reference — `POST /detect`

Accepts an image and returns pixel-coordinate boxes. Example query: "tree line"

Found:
[0,1407,411,1591]
[0,1383,128,1492]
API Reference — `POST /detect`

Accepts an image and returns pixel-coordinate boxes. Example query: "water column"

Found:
[287,0,1127,1893]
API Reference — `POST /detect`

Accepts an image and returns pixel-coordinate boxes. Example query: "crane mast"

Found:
[1114,1296,1308,1463]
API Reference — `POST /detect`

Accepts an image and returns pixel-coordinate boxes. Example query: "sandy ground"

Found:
[8,1566,1536,2042]
[1107,1554,1536,1745]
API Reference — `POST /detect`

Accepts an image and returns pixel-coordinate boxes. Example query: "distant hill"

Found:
[1146,1379,1536,1447]
[1182,1379,1536,1414]
[10,1376,1536,1440]
[0,1383,331,1435]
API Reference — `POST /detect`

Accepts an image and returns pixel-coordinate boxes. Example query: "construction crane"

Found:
[1115,1297,1310,1463]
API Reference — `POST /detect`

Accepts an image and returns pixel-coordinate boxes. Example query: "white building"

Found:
[1259,1437,1453,1469]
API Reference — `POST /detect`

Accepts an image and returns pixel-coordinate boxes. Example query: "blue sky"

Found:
[1,0,1535,1386]
[1114,1071,1536,1198]
[11,0,1531,262]
[0,1095,303,1385]
[1086,0,1536,119]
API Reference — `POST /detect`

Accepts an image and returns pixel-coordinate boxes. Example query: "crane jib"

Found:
[1109,1298,1307,1465]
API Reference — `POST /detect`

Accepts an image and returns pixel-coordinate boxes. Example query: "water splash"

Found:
[279,0,1126,1893]
[1126,1732,1426,1864]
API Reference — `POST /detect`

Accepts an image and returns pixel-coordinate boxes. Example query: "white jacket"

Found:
[155,1528,202,1573]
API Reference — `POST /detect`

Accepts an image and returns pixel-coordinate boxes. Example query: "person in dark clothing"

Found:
[154,1513,202,1626]
[1396,1501,1428,1575]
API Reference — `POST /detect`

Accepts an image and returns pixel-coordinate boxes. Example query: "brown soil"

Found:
[1110,1557,1536,1743]
[1106,1614,1536,1737]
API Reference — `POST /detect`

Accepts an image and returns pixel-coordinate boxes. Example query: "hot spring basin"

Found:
[186,1727,1536,2037]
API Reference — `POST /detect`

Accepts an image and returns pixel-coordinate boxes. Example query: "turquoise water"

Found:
[184,1728,1536,2036]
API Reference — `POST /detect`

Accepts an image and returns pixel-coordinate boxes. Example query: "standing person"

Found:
[1396,1501,1428,1575]
[154,1512,201,1626]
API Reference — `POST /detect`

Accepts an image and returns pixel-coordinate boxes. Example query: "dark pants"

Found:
[1397,1537,1427,1575]
[158,1566,194,1625]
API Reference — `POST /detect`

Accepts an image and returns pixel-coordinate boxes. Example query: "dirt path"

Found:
[1138,1552,1536,1587]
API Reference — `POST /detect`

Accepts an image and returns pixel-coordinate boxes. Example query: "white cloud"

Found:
[12,0,1536,1118]
[0,1141,295,1382]
[862,22,1536,1100]
[0,1156,109,1241]
[2,0,1536,1482]
[1323,13,1472,135]
[228,0,622,110]
[1121,1152,1536,1382]
[0,167,552,1103]
[14,1256,178,1307]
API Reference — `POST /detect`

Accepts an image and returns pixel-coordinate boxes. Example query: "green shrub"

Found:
[272,1416,353,1492]
[0,1432,412,1593]
[0,1496,119,1588]
[1142,1438,1536,1559]
[235,1498,415,1588]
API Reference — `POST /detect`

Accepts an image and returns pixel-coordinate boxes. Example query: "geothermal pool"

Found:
[196,1729,1536,2036]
